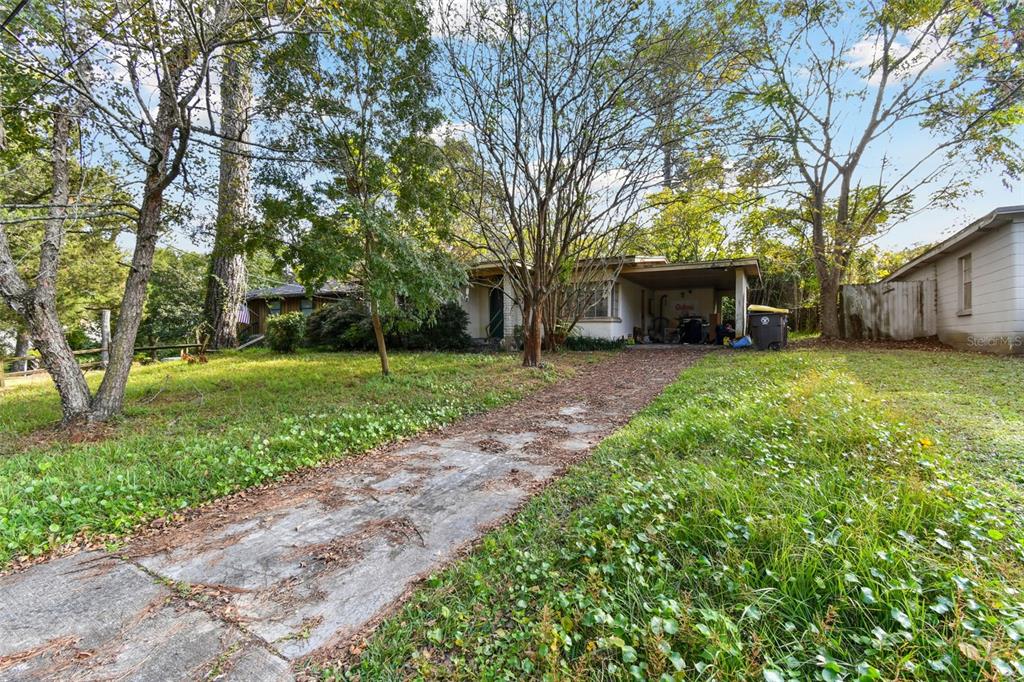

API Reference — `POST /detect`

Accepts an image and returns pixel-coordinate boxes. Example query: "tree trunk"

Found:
[522,300,543,367]
[204,47,252,349]
[27,106,93,421]
[13,327,30,372]
[369,298,390,376]
[819,274,842,338]
[89,55,188,421]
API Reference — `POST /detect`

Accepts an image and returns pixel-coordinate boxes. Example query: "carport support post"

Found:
[735,268,748,337]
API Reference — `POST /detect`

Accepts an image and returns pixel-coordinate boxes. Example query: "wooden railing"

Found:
[0,343,204,388]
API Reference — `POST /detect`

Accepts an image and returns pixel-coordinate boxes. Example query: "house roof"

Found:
[883,205,1024,282]
[469,256,759,282]
[619,257,760,290]
[245,280,357,300]
[467,255,670,278]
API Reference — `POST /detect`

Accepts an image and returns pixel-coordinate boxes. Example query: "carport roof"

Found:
[468,256,760,289]
[620,258,760,290]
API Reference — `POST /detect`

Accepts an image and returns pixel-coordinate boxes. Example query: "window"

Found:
[582,283,620,319]
[300,298,314,317]
[268,299,282,316]
[959,254,972,314]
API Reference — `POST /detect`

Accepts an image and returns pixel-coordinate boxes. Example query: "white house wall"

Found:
[461,285,488,339]
[574,277,645,340]
[897,218,1024,354]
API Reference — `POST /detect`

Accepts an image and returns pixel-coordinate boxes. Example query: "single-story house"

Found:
[461,256,760,344]
[884,205,1024,354]
[243,257,760,345]
[243,280,356,335]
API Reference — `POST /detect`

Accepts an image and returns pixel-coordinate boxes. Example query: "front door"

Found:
[488,286,504,339]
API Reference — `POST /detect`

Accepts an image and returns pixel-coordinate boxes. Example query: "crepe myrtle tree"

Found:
[0,0,303,423]
[737,0,1024,338]
[256,0,464,376]
[436,0,746,366]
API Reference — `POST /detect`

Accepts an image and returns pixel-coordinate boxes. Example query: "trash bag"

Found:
[731,335,752,349]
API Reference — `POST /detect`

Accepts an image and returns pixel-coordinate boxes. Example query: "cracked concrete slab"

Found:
[0,347,708,678]
[0,552,290,681]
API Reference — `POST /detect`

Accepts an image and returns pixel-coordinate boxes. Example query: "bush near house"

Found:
[306,300,472,352]
[562,335,628,351]
[266,311,306,352]
[344,349,1024,681]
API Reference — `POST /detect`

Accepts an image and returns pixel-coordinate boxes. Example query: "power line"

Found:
[0,0,29,32]
[7,0,151,110]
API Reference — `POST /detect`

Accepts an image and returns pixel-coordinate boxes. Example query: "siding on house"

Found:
[462,285,490,339]
[245,295,335,335]
[894,217,1024,354]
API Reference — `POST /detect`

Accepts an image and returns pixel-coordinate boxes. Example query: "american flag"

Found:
[238,305,251,325]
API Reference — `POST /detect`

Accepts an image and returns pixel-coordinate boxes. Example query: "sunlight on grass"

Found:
[341,348,1024,681]
[0,350,583,567]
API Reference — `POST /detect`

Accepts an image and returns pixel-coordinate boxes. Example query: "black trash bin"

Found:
[746,307,789,350]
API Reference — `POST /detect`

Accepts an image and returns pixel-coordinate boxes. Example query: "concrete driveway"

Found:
[0,347,705,680]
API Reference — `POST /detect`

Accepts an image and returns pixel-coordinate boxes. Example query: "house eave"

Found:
[884,205,1024,282]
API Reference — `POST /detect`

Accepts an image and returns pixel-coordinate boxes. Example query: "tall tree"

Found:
[259,0,463,376]
[437,0,695,366]
[0,0,298,422]
[203,47,253,349]
[738,0,1024,337]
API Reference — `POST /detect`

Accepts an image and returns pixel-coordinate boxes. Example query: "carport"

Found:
[617,257,760,340]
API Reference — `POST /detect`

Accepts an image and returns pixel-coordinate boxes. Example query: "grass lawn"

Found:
[0,350,590,568]
[342,348,1024,681]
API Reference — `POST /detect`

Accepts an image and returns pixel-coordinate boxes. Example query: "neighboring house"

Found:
[884,205,1024,355]
[244,281,357,335]
[461,256,760,343]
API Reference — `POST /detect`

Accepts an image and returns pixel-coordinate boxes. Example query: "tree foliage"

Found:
[139,249,208,344]
[735,0,1024,336]
[257,0,464,375]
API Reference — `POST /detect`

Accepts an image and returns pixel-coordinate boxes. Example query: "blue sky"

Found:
[881,169,1022,248]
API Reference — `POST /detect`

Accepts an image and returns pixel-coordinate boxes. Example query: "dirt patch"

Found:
[474,438,507,453]
[15,421,117,453]
[789,336,951,352]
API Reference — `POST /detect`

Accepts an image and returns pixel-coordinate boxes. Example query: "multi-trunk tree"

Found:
[0,0,299,423]
[437,0,745,366]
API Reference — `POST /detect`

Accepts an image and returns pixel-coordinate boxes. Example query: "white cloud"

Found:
[846,25,951,85]
[430,120,473,143]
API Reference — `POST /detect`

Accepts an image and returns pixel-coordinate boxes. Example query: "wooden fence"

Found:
[839,280,937,341]
[0,343,204,388]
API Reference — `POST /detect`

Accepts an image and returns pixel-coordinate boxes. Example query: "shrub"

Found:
[306,300,472,352]
[398,302,473,351]
[306,299,376,351]
[561,334,627,351]
[265,311,305,352]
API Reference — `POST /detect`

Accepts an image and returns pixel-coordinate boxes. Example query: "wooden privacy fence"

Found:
[839,280,937,341]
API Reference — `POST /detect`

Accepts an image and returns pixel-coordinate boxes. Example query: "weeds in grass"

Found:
[341,349,1024,681]
[0,351,572,567]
